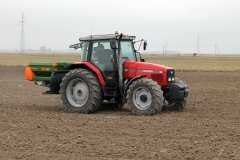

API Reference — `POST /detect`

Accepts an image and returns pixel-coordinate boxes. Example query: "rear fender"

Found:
[66,62,105,86]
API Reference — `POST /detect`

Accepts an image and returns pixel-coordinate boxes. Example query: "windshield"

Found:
[121,41,136,61]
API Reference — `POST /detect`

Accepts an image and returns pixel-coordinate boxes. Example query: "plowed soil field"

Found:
[0,67,240,159]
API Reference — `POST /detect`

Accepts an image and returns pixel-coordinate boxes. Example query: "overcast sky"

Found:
[0,0,240,54]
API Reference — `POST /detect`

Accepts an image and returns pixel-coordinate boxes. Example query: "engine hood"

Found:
[124,61,174,86]
[124,61,173,72]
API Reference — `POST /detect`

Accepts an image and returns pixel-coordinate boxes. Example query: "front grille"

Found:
[167,69,175,83]
[151,73,163,83]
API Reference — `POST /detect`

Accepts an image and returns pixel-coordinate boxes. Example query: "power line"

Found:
[19,12,26,53]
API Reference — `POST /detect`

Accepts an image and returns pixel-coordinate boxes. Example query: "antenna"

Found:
[197,33,200,54]
[90,24,93,36]
[19,12,26,53]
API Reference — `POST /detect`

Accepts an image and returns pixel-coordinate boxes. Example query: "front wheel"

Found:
[60,69,102,113]
[163,98,187,111]
[163,78,188,111]
[126,78,164,116]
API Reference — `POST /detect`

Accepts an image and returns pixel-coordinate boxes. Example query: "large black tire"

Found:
[163,78,188,111]
[126,78,164,116]
[59,69,102,113]
[163,98,187,111]
[50,72,66,94]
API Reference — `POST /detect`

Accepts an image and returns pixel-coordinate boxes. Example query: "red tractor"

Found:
[26,33,189,115]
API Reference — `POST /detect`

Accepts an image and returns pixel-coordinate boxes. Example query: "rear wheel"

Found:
[60,69,102,113]
[126,78,164,116]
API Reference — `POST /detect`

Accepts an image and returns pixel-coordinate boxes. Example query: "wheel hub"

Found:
[132,87,152,111]
[66,78,89,108]
[140,95,148,103]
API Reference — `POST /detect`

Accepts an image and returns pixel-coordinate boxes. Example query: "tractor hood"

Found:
[124,61,174,86]
[124,61,173,72]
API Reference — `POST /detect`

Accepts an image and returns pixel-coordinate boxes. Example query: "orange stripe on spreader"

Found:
[25,66,36,81]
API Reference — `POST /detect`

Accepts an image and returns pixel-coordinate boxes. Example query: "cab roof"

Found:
[79,34,136,41]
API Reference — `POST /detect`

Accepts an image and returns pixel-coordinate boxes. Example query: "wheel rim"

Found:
[132,86,152,110]
[66,78,89,108]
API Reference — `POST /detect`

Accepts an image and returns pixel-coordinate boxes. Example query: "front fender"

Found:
[123,75,146,103]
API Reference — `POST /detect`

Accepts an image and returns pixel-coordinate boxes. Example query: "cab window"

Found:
[80,41,89,62]
[91,40,114,71]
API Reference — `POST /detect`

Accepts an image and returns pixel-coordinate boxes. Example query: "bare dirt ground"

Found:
[0,67,240,160]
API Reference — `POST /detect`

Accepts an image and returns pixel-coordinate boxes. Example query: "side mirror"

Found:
[143,41,147,50]
[110,40,118,50]
[69,43,82,50]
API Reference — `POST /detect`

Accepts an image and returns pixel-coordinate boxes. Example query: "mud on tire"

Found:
[126,78,164,116]
[59,69,102,113]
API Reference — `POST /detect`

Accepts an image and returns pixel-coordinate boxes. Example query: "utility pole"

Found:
[162,45,165,56]
[215,44,220,55]
[162,41,168,55]
[165,41,168,55]
[197,33,200,54]
[215,44,217,55]
[43,44,45,53]
[19,12,26,53]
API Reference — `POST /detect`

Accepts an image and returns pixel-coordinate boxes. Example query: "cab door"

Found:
[90,40,117,87]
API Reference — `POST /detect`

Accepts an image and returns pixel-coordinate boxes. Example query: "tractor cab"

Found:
[70,34,145,91]
[70,34,140,63]
[70,34,139,63]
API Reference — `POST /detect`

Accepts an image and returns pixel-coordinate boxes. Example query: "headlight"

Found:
[167,69,175,83]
